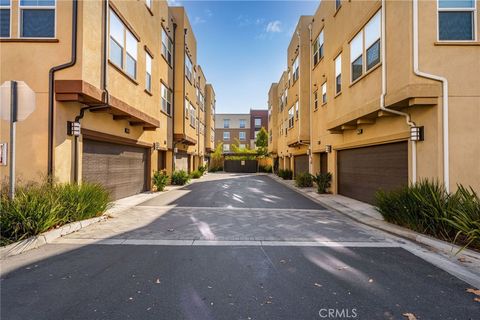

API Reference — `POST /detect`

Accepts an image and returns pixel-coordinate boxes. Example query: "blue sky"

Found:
[169,0,319,113]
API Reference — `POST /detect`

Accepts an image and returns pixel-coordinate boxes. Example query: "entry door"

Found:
[294,155,309,176]
[320,153,328,174]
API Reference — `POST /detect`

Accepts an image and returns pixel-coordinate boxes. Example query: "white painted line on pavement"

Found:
[134,205,331,213]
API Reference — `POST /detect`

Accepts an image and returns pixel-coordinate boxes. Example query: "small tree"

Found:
[255,127,268,157]
[210,142,223,170]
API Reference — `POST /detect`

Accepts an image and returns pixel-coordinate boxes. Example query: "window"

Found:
[223,119,230,128]
[161,29,173,65]
[185,54,193,82]
[109,10,137,79]
[145,52,152,92]
[292,56,299,82]
[350,31,363,81]
[314,91,318,110]
[313,30,324,65]
[20,0,55,38]
[295,101,299,119]
[223,132,230,141]
[199,92,205,111]
[322,82,327,104]
[239,131,246,141]
[336,0,341,10]
[185,98,189,118]
[239,119,246,128]
[365,11,381,70]
[189,103,196,127]
[239,144,246,149]
[335,54,342,94]
[280,90,288,111]
[438,0,476,40]
[288,107,294,128]
[223,144,230,152]
[254,118,262,128]
[161,84,172,115]
[0,0,10,38]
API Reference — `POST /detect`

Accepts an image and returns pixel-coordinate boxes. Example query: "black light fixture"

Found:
[410,126,424,141]
[67,121,81,137]
[325,145,332,153]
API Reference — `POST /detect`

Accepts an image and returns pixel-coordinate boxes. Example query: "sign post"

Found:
[9,81,17,199]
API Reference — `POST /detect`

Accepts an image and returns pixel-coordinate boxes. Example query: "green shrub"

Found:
[190,170,202,179]
[171,170,191,185]
[0,181,109,246]
[375,180,480,250]
[312,172,332,194]
[198,165,207,174]
[295,172,313,188]
[152,170,169,191]
[279,169,293,180]
[264,165,272,173]
[209,166,223,173]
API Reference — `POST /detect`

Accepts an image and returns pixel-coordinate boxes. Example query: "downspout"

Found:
[73,0,110,183]
[48,0,78,177]
[413,0,449,192]
[171,22,177,172]
[308,22,313,174]
[183,29,187,140]
[378,0,417,184]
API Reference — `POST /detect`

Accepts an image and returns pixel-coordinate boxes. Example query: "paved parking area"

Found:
[1,173,479,320]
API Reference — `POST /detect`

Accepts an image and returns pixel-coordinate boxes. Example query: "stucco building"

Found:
[0,0,215,200]
[268,0,480,204]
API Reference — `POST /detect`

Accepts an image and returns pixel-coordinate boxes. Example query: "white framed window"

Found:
[0,0,11,38]
[288,106,294,128]
[161,29,173,65]
[239,131,246,141]
[20,0,56,38]
[161,83,172,115]
[365,11,381,71]
[335,54,342,94]
[438,0,476,41]
[223,144,230,152]
[189,103,196,127]
[254,118,261,128]
[294,101,299,119]
[185,54,193,82]
[292,56,299,83]
[350,31,363,82]
[313,30,324,65]
[223,119,230,128]
[109,10,137,79]
[322,82,327,104]
[314,91,318,110]
[223,131,230,141]
[239,119,246,128]
[199,91,205,111]
[145,52,152,92]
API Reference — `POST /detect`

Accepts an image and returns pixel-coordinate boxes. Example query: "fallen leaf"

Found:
[466,288,480,296]
[168,228,174,232]
[474,297,480,303]
[368,278,374,283]
[458,257,471,263]
[314,283,322,287]
[280,259,286,264]
[208,286,213,289]
[402,312,417,320]
[336,266,348,271]
[155,278,161,284]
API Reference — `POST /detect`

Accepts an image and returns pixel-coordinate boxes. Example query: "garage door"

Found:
[337,142,408,204]
[83,139,148,200]
[294,155,309,176]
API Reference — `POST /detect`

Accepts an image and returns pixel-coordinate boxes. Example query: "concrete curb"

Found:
[266,174,480,261]
[0,174,209,259]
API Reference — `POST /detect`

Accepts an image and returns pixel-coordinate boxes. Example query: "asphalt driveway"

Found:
[1,173,479,320]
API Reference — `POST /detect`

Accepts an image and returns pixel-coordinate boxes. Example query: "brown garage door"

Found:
[294,154,309,176]
[83,139,148,200]
[337,142,408,204]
